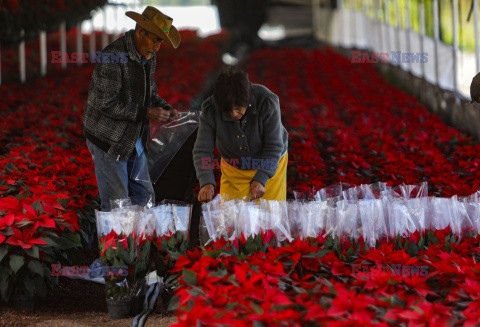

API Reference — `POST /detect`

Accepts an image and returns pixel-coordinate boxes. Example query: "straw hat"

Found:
[125,6,181,49]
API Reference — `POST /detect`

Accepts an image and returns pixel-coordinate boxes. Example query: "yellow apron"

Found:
[219,153,288,201]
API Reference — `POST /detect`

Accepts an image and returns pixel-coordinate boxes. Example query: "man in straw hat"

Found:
[83,6,181,211]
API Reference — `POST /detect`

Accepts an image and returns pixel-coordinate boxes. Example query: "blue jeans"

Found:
[86,139,155,211]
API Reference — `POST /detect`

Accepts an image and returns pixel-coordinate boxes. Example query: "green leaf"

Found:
[0,247,8,263]
[61,230,81,247]
[427,230,440,244]
[49,235,80,250]
[346,247,354,256]
[41,237,57,247]
[316,248,331,258]
[113,257,124,269]
[31,201,43,214]
[182,269,197,285]
[406,241,419,256]
[23,277,35,298]
[117,247,129,263]
[25,246,39,259]
[250,301,264,315]
[34,276,48,298]
[106,248,114,262]
[253,321,266,327]
[167,295,180,311]
[167,250,182,261]
[167,236,176,249]
[209,269,228,278]
[57,198,70,209]
[0,277,11,302]
[9,255,24,274]
[27,260,44,277]
[0,266,10,281]
[417,237,425,250]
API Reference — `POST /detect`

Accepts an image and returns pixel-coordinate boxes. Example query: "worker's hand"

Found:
[198,184,215,202]
[250,181,265,200]
[147,107,171,122]
[167,109,180,122]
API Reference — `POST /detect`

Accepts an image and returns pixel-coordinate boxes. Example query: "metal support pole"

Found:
[378,0,384,53]
[353,0,358,48]
[89,19,96,55]
[405,0,412,72]
[40,31,47,76]
[312,0,321,41]
[76,22,83,65]
[394,0,401,65]
[452,0,458,93]
[60,21,67,70]
[19,30,26,83]
[0,41,2,85]
[385,0,391,54]
[474,0,480,73]
[102,7,109,49]
[420,1,426,79]
[361,0,368,50]
[114,5,118,39]
[433,0,440,85]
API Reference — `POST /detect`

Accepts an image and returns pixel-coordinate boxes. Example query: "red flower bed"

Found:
[244,48,480,197]
[172,230,480,326]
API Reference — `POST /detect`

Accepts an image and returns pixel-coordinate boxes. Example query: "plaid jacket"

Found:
[83,29,172,161]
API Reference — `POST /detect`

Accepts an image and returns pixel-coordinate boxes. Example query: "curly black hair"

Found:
[213,67,253,114]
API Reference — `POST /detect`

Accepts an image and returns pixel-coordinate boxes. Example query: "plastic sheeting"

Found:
[142,111,199,185]
[96,199,193,241]
[201,182,480,247]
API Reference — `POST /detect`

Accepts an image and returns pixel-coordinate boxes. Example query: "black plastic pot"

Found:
[129,294,145,316]
[106,298,131,319]
[12,294,35,311]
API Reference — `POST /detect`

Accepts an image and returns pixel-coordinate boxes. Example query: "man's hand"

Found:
[147,107,171,122]
[250,181,265,200]
[166,109,180,122]
[198,184,215,202]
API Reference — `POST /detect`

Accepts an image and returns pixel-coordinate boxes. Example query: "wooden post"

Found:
[19,30,26,83]
[40,31,47,76]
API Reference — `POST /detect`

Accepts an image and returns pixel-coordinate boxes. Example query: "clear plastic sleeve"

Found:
[260,199,292,242]
[146,111,199,184]
[358,199,387,247]
[429,197,452,231]
[286,200,302,239]
[201,195,226,242]
[335,199,359,240]
[151,205,174,237]
[110,198,132,211]
[135,208,156,237]
[171,202,192,236]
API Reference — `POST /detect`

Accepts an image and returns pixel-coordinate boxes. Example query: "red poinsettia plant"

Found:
[99,230,152,301]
